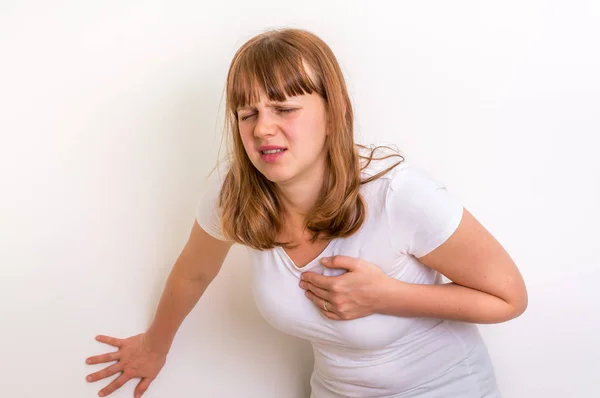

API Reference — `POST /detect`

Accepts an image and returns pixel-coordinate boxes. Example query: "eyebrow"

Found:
[236,101,293,112]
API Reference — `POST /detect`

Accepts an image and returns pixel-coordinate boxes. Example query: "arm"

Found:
[85,220,233,398]
[300,209,527,323]
[300,165,527,323]
[379,208,528,323]
[145,220,234,353]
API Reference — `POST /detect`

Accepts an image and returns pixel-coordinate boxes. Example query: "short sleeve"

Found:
[195,163,230,241]
[385,163,464,258]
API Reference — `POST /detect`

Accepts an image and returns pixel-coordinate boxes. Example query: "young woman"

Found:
[85,28,527,398]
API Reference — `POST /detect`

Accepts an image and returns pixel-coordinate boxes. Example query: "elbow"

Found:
[516,291,529,317]
[488,280,528,324]
[510,297,528,320]
[514,279,529,317]
[503,270,529,321]
[504,286,529,322]
[487,298,527,324]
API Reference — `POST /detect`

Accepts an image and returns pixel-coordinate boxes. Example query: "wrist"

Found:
[145,326,174,356]
[374,275,406,315]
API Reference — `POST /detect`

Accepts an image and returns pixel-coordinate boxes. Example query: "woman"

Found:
[85,28,527,398]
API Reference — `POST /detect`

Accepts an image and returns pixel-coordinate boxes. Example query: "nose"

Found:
[254,111,277,139]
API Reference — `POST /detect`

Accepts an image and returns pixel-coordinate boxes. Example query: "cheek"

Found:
[288,116,326,146]
[238,127,254,149]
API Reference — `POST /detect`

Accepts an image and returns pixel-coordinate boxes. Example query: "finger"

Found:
[86,363,122,383]
[86,351,120,365]
[95,335,123,348]
[322,255,360,271]
[134,378,153,398]
[303,281,332,301]
[301,272,333,289]
[305,290,336,314]
[98,373,132,397]
[321,309,341,321]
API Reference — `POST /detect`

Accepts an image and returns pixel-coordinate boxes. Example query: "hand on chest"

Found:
[250,236,419,350]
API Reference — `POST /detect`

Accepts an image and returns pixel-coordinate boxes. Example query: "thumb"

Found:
[321,255,358,271]
[134,378,152,398]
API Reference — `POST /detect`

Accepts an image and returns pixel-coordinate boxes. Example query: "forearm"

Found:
[145,266,212,354]
[379,278,523,324]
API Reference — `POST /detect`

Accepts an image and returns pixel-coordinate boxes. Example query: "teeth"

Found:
[262,149,285,154]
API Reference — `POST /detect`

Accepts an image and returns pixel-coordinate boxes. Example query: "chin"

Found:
[261,172,292,184]
[257,167,294,184]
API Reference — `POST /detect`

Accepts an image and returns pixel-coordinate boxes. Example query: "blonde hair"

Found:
[216,28,403,250]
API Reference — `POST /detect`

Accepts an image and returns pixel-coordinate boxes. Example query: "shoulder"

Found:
[382,161,464,257]
[386,162,447,196]
[196,157,232,241]
[356,146,463,256]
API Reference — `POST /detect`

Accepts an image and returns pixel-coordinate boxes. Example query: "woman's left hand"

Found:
[299,255,394,320]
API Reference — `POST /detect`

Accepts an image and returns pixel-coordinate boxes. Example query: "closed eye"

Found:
[239,113,254,121]
[276,108,296,115]
[239,108,297,121]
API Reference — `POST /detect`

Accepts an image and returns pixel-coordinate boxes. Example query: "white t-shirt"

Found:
[196,149,500,398]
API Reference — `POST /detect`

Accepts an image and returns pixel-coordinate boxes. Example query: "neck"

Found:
[276,158,327,228]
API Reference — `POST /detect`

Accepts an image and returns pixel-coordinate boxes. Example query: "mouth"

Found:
[259,148,287,155]
[259,148,287,163]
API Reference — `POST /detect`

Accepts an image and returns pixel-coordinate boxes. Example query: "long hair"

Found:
[215,28,403,250]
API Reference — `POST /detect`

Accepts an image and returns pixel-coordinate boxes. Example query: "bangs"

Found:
[227,39,323,111]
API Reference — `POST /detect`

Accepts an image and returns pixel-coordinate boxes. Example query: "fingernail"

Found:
[99,392,104,397]
[321,257,330,264]
[87,376,92,382]
[86,359,91,364]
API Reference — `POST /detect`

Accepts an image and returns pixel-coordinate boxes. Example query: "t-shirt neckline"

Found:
[276,238,339,271]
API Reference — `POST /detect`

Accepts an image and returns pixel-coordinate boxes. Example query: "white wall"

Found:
[1,1,598,397]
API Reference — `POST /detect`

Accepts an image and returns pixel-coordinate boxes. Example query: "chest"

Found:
[249,237,434,350]
[279,238,332,269]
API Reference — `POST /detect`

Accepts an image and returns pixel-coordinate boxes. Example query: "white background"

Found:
[1,1,599,397]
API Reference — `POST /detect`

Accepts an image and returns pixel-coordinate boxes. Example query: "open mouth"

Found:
[259,148,287,163]
[260,149,287,155]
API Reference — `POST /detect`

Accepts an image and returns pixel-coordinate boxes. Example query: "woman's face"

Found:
[236,88,329,186]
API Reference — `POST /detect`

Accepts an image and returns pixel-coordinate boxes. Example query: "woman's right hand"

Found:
[85,333,167,398]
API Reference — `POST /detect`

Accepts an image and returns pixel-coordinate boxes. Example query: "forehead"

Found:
[236,92,300,111]
[229,53,321,113]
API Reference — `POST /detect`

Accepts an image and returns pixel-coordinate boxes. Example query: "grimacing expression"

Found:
[236,89,329,185]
